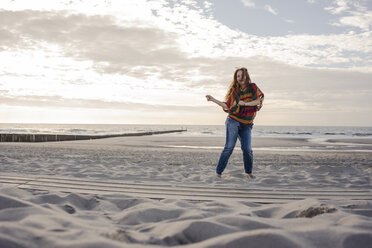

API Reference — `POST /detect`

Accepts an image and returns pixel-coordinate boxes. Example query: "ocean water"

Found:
[0,123,371,139]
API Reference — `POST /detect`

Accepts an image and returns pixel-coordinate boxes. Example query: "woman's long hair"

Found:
[225,67,251,101]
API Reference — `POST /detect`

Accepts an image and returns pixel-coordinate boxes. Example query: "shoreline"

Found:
[70,136,372,152]
[1,136,372,153]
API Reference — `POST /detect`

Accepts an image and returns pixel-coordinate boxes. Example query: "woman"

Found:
[206,67,264,179]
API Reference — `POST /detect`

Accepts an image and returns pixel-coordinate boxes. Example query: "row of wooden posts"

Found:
[0,129,187,142]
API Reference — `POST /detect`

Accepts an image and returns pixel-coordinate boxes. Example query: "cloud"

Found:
[264,4,278,15]
[2,52,371,119]
[283,18,294,23]
[0,94,207,111]
[203,1,213,12]
[240,1,278,16]
[0,8,371,86]
[1,2,370,74]
[332,10,372,31]
[0,9,190,78]
[325,0,351,14]
[0,1,371,125]
[4,58,372,126]
[325,0,372,31]
[0,93,220,125]
[240,0,255,8]
[1,52,371,125]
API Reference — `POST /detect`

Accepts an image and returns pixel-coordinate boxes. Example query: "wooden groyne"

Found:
[0,129,187,142]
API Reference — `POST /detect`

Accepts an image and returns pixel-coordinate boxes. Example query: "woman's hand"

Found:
[257,97,264,110]
[205,95,214,101]
[206,95,228,110]
[241,99,261,107]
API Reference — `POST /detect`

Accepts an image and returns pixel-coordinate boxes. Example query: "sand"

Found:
[0,136,371,247]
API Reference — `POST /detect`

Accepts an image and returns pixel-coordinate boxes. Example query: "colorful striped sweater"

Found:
[224,83,264,124]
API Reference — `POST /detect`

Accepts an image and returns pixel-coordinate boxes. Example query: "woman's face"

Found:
[237,70,246,86]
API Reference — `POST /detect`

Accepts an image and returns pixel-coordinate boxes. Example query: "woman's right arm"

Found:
[205,95,228,111]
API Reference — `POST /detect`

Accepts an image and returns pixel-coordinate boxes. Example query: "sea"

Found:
[0,123,371,139]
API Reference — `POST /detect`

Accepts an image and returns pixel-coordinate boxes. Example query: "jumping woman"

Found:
[206,67,264,179]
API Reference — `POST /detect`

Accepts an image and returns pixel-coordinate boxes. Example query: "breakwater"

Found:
[0,129,187,142]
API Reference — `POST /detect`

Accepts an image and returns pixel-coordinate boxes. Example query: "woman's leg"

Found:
[216,118,239,175]
[239,123,253,174]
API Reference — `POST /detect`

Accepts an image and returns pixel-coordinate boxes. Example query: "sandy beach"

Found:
[0,136,372,247]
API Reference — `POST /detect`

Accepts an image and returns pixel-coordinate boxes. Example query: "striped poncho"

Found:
[224,83,264,124]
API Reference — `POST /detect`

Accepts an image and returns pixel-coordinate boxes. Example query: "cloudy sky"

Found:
[1,0,371,126]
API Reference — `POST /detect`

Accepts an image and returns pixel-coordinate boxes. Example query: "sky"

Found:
[0,0,371,126]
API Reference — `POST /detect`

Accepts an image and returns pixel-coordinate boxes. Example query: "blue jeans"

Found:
[216,117,253,175]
